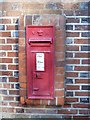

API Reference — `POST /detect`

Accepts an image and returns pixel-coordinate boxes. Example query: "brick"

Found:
[19,64,26,75]
[75,10,88,16]
[57,97,64,105]
[20,90,26,97]
[73,104,90,108]
[65,78,73,84]
[2,102,8,106]
[1,45,12,50]
[8,52,18,57]
[15,83,20,89]
[9,77,18,82]
[66,59,80,64]
[9,102,19,106]
[7,25,18,30]
[64,10,73,16]
[55,30,65,38]
[55,75,64,83]
[66,92,73,96]
[25,99,35,105]
[13,45,18,51]
[58,109,77,114]
[55,90,64,97]
[82,59,90,64]
[16,96,20,101]
[1,58,12,63]
[66,25,73,30]
[63,3,75,10]
[56,61,65,67]
[33,99,41,106]
[82,85,90,90]
[19,31,25,38]
[66,18,79,23]
[41,100,48,106]
[0,39,5,44]
[55,52,64,60]
[1,32,11,37]
[45,3,61,10]
[8,65,18,70]
[55,45,64,52]
[75,92,90,96]
[75,79,89,84]
[0,77,7,82]
[7,38,18,44]
[81,46,90,51]
[19,75,27,82]
[12,31,19,37]
[6,11,22,16]
[79,110,89,114]
[11,84,14,88]
[74,39,88,44]
[0,65,7,70]
[66,32,79,37]
[66,52,73,58]
[20,83,26,89]
[14,58,18,63]
[80,72,89,78]
[81,18,90,23]
[66,85,79,90]
[66,46,79,51]
[75,66,88,71]
[79,2,88,10]
[3,83,10,88]
[2,108,14,113]
[65,98,78,102]
[25,15,32,26]
[66,72,78,77]
[14,71,19,78]
[55,83,64,89]
[75,25,89,30]
[9,90,19,95]
[65,65,73,71]
[19,38,25,46]
[2,19,11,24]
[1,90,7,95]
[40,9,62,15]
[1,71,13,76]
[55,37,65,45]
[19,46,25,53]
[16,108,24,113]
[3,96,14,101]
[80,98,89,103]
[55,67,64,74]
[81,32,90,37]
[23,3,44,9]
[0,25,5,30]
[75,53,88,58]
[49,99,56,106]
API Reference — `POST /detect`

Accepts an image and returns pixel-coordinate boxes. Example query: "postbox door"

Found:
[31,51,52,97]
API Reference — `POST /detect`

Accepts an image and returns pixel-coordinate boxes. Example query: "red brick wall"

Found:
[0,1,90,119]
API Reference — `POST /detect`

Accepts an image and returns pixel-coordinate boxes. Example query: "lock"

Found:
[26,26,55,99]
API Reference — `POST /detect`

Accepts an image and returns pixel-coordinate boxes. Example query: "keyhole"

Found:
[36,73,38,78]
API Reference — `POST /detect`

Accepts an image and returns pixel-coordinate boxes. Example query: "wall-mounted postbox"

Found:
[26,26,55,99]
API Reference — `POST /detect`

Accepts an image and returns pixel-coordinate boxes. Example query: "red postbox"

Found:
[26,26,55,99]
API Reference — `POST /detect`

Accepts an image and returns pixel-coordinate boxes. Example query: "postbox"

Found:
[26,26,55,99]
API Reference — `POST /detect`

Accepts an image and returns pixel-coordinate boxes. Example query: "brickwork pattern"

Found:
[0,1,90,119]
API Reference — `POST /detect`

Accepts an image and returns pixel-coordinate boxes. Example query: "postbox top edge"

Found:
[26,25,54,29]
